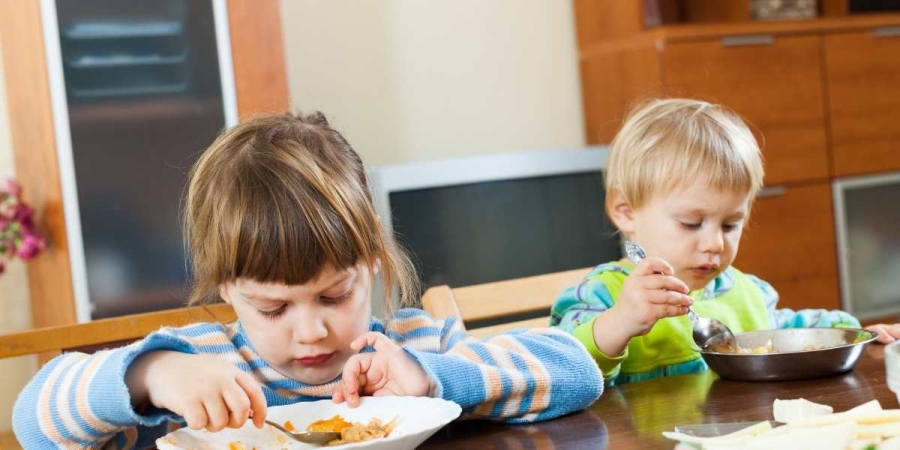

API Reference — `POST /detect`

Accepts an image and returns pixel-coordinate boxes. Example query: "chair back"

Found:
[421,268,590,338]
[0,303,236,449]
[0,303,236,360]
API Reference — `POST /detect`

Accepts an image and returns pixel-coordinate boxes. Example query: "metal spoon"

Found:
[623,241,737,352]
[264,419,341,445]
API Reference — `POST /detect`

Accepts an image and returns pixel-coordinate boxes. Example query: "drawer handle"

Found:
[722,35,775,46]
[758,185,786,198]
[874,26,900,38]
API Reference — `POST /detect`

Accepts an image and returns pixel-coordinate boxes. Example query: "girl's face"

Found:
[219,264,373,385]
[613,181,751,291]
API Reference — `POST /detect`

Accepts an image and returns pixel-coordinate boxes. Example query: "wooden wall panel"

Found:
[580,40,665,144]
[0,0,77,329]
[735,183,841,311]
[228,0,290,118]
[825,30,900,177]
[820,0,849,17]
[682,0,752,23]
[573,0,646,49]
[663,36,830,184]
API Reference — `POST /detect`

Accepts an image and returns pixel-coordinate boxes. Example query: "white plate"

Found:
[156,396,462,450]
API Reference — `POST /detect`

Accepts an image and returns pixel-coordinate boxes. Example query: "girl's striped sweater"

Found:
[13,308,603,449]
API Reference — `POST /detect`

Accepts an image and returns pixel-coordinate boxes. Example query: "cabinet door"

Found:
[663,35,829,184]
[734,182,841,311]
[581,40,665,144]
[825,28,900,177]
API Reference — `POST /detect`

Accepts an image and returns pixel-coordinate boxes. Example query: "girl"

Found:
[13,112,603,449]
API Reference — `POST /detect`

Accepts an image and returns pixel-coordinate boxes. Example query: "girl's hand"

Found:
[613,257,694,337]
[126,351,267,431]
[332,332,433,407]
[865,323,900,344]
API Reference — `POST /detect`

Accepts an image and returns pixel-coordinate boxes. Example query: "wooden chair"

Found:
[421,267,591,338]
[0,303,236,360]
[0,304,236,449]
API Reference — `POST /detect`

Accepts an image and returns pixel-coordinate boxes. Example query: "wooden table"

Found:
[421,345,896,450]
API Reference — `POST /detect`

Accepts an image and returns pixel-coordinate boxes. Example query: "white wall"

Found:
[280,0,585,166]
[0,36,38,434]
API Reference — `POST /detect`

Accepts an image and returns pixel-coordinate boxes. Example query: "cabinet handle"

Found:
[722,35,775,46]
[758,185,787,198]
[873,26,900,38]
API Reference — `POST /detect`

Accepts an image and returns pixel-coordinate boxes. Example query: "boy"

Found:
[551,99,899,385]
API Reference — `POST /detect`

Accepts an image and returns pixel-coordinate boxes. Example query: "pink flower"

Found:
[2,179,22,197]
[12,204,34,228]
[16,234,44,260]
[0,179,44,272]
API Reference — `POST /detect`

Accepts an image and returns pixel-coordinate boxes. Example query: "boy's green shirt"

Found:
[552,261,860,385]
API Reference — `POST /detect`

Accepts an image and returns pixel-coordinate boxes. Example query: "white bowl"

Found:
[885,341,900,404]
[157,396,462,450]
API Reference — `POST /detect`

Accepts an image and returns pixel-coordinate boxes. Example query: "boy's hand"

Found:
[865,323,900,344]
[126,351,267,431]
[332,332,433,407]
[614,257,694,337]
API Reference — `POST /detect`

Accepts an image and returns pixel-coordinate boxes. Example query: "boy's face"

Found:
[613,181,751,291]
[219,264,373,385]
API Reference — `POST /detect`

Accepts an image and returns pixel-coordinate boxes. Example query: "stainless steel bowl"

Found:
[699,328,877,381]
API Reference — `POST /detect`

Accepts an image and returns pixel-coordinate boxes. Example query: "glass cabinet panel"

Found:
[55,0,229,318]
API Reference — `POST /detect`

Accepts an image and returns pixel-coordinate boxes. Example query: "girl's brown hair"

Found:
[183,112,419,311]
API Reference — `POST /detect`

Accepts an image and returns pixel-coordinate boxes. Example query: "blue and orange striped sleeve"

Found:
[12,323,237,449]
[384,309,604,423]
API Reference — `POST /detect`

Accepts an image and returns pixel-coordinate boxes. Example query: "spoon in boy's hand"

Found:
[624,240,737,352]
[264,420,341,445]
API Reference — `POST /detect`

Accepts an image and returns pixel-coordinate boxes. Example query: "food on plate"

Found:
[155,397,460,450]
[663,399,900,449]
[227,442,255,450]
[773,398,833,423]
[306,414,399,446]
[307,415,353,433]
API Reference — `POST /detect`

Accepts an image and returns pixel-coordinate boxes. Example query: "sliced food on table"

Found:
[664,398,900,450]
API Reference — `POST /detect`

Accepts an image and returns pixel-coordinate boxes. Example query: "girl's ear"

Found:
[372,258,381,276]
[219,284,233,304]
[607,189,636,236]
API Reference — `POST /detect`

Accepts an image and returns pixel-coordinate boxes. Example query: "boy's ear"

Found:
[607,189,636,236]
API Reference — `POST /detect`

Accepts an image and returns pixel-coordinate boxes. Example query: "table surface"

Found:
[421,344,896,450]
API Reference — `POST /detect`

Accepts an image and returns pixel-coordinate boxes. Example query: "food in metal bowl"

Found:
[700,328,877,381]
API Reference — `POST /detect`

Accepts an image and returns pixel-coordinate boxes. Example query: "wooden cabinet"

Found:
[664,35,830,184]
[824,28,900,177]
[734,183,841,311]
[581,40,665,144]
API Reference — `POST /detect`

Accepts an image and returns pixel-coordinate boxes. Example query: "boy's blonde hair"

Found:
[184,112,419,311]
[605,98,764,217]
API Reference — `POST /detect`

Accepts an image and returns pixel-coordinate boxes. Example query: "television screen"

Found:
[388,171,620,290]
